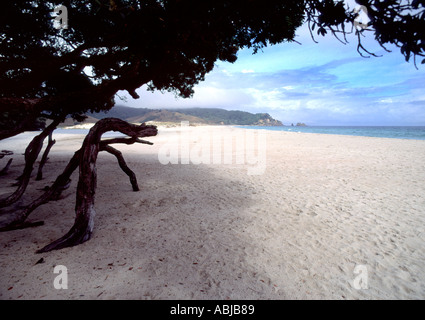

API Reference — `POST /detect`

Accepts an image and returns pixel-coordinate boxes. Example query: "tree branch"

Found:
[0,149,80,231]
[0,118,62,208]
[36,118,157,253]
[100,145,139,191]
[36,132,56,181]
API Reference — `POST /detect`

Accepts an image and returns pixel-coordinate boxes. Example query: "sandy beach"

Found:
[0,125,424,300]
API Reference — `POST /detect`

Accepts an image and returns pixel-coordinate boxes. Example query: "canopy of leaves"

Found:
[1,0,423,139]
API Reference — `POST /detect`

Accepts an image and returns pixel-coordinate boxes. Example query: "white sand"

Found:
[0,125,424,300]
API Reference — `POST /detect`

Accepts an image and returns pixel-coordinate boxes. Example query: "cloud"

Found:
[379,98,393,104]
[117,24,425,126]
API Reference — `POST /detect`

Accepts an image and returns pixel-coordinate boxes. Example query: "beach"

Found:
[1,125,425,299]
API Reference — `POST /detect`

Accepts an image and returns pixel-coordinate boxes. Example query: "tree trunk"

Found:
[0,149,80,231]
[0,150,13,176]
[0,158,13,176]
[37,118,157,253]
[0,128,153,233]
[0,119,60,208]
[36,132,56,180]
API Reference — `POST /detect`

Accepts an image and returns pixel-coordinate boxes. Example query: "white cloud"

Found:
[379,98,393,104]
[114,20,425,126]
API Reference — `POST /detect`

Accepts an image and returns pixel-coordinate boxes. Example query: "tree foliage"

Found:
[1,0,423,140]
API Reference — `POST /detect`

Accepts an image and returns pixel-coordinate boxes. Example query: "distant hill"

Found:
[88,106,151,120]
[170,108,283,126]
[85,106,283,126]
[127,110,207,124]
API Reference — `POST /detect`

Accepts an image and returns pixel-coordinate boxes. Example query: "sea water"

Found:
[239,126,425,140]
[55,126,425,140]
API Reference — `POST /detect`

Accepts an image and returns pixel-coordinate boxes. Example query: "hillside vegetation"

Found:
[87,106,283,126]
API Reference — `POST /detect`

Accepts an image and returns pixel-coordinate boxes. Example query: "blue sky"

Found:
[117,11,425,126]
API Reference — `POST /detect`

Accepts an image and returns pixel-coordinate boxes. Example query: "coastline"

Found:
[238,125,425,141]
[1,125,425,299]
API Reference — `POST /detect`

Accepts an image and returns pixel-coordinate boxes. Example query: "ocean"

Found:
[54,126,425,141]
[239,126,425,140]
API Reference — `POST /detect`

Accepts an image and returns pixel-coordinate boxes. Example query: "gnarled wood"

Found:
[101,145,139,191]
[0,150,80,231]
[37,118,157,253]
[36,132,56,180]
[0,158,13,176]
[0,119,61,208]
[0,150,13,159]
[0,128,154,233]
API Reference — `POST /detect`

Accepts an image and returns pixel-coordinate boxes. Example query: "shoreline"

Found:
[1,126,425,299]
[52,122,425,142]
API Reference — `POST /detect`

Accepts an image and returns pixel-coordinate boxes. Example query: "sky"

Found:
[116,5,425,126]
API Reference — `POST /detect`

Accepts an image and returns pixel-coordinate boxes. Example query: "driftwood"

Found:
[0,118,156,250]
[99,136,154,192]
[0,220,45,232]
[0,132,153,232]
[0,158,13,176]
[0,150,13,159]
[0,149,81,231]
[0,119,61,208]
[36,132,56,180]
[35,118,157,253]
[101,145,139,191]
[0,150,14,176]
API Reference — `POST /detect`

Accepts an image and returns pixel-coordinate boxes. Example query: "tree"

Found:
[1,0,423,252]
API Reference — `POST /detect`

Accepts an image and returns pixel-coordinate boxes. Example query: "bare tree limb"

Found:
[0,159,13,176]
[101,145,139,191]
[0,123,155,233]
[37,118,157,253]
[0,150,80,231]
[36,132,56,181]
[0,118,61,208]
